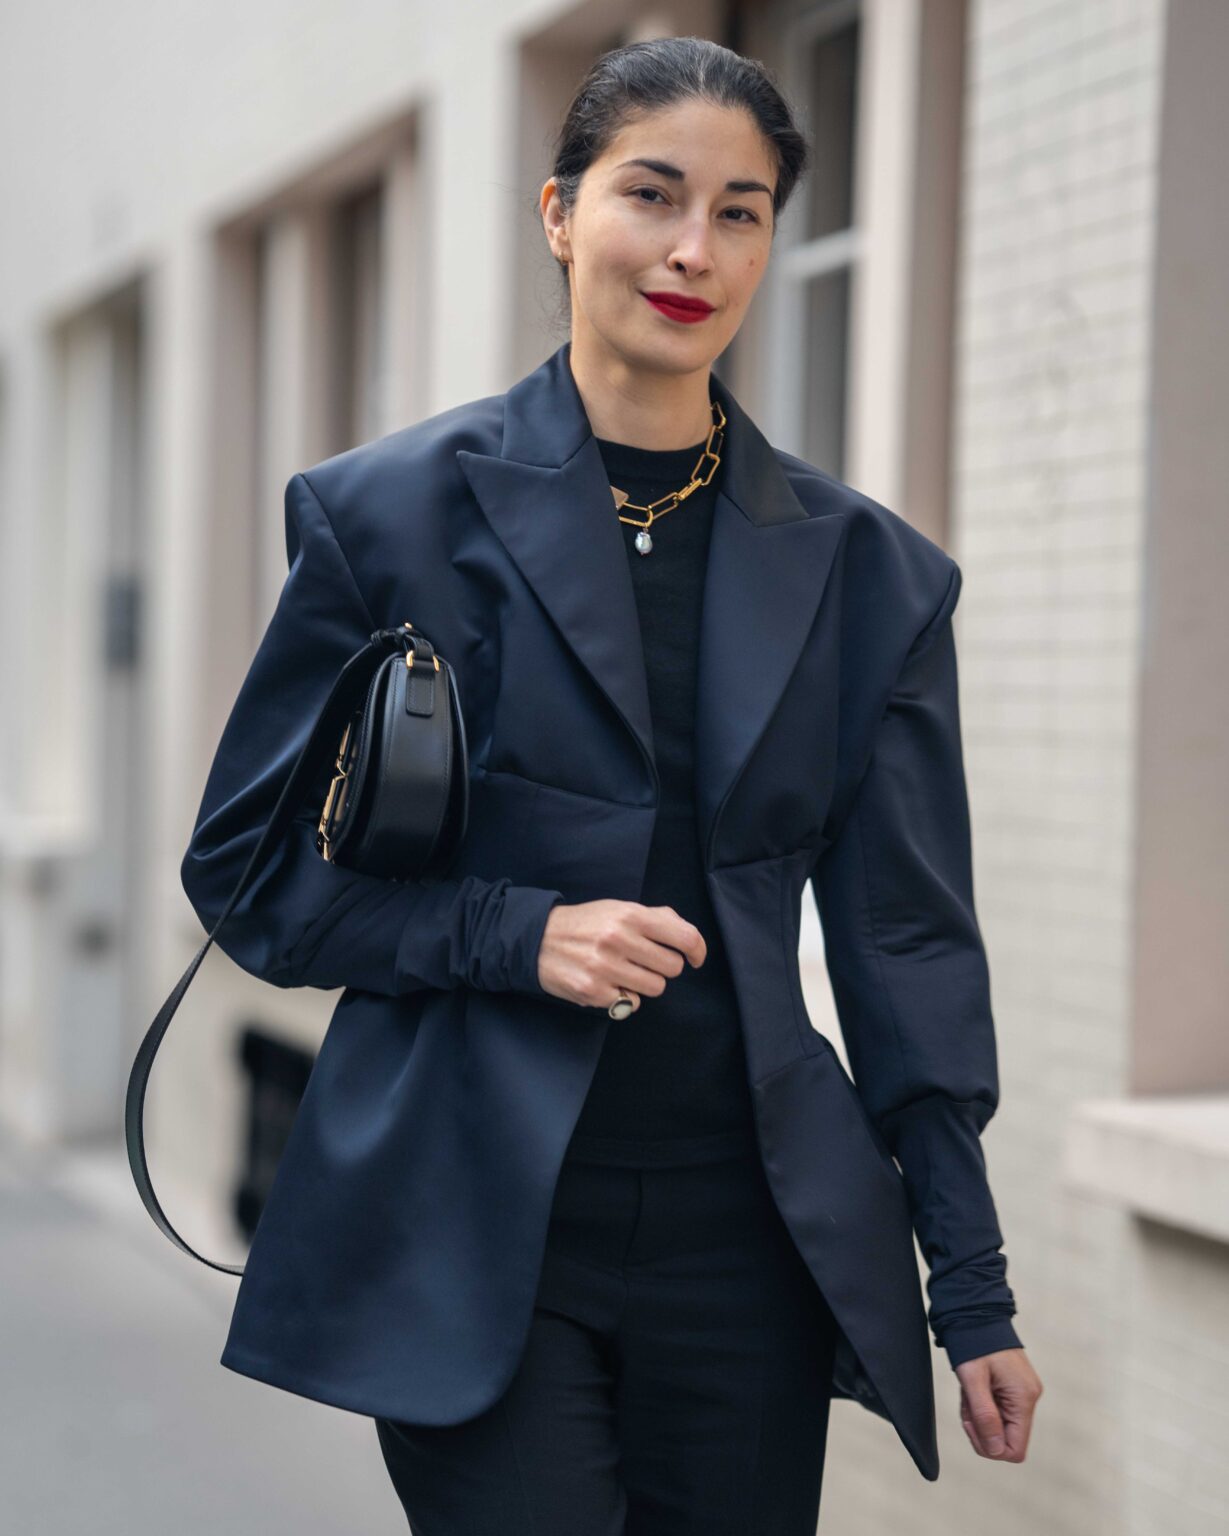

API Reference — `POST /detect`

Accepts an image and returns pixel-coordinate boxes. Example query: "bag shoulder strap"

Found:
[124,627,411,1275]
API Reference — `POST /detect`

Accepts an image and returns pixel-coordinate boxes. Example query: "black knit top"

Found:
[562,428,759,1169]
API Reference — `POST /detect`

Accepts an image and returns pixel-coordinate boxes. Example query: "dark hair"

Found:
[544,35,810,283]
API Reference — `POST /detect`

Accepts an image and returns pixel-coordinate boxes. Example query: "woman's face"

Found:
[542,99,778,378]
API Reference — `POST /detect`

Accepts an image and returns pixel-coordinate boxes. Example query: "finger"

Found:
[638,906,707,968]
[1000,1398,1035,1461]
[609,931,698,996]
[959,1388,982,1454]
[610,955,680,1001]
[963,1382,1007,1458]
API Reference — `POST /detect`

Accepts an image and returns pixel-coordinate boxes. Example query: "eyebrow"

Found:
[614,157,773,198]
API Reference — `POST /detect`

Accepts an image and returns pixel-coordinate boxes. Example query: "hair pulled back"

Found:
[545,35,810,273]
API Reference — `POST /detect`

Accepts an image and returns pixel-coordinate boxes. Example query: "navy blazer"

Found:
[181,340,1021,1482]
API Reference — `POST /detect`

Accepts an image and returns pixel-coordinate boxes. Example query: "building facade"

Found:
[1,1,1226,1529]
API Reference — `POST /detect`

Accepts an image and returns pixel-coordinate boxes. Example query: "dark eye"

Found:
[628,187,759,224]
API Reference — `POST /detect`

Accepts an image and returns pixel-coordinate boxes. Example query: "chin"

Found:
[630,321,714,363]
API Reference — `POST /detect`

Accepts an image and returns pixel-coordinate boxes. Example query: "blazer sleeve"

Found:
[809,560,1024,1370]
[180,470,565,999]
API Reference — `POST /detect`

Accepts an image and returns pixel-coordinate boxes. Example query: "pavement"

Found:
[0,1127,407,1534]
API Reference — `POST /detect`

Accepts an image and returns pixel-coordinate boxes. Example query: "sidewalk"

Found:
[0,1128,405,1534]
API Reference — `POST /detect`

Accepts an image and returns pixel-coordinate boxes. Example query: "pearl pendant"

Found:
[634,528,653,555]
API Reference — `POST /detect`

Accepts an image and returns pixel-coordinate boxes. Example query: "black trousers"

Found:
[374,1127,839,1534]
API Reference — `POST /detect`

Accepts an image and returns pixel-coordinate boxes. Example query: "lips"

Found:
[642,291,715,324]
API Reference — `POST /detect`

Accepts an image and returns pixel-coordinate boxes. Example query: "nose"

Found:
[665,217,715,276]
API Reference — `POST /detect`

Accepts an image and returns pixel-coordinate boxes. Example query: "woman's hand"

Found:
[955,1348,1043,1463]
[536,900,707,1012]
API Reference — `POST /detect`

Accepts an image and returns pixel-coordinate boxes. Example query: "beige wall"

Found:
[1132,0,1229,1096]
[2,1,1227,1530]
[954,3,1229,1534]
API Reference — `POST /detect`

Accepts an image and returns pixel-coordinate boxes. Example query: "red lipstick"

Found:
[642,290,715,325]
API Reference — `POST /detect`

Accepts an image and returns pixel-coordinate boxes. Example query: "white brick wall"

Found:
[801,3,1198,1528]
[2,0,1224,1527]
[949,2,1229,1533]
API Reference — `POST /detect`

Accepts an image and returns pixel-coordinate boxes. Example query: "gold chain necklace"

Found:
[609,398,726,556]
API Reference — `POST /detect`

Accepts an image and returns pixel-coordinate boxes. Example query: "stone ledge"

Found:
[1063,1093,1229,1245]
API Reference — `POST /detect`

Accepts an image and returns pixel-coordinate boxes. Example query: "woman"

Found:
[181,35,1042,1534]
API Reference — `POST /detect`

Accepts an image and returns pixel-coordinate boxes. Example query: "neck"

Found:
[567,332,715,449]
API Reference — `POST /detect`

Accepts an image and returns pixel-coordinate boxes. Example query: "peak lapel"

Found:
[456,342,847,867]
[456,348,656,780]
[695,373,846,866]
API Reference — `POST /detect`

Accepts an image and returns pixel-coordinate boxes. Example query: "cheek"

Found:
[579,265,636,323]
[579,218,647,291]
[723,256,765,309]
[743,250,771,290]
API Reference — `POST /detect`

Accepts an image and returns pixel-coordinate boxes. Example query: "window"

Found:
[200,122,418,797]
[329,183,388,454]
[770,2,862,479]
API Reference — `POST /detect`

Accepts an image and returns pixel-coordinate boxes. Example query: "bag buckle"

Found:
[316,719,354,861]
[370,620,440,671]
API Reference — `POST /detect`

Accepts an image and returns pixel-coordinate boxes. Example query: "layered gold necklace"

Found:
[609,398,726,556]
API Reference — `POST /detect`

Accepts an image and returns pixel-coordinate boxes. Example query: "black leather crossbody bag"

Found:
[124,620,469,1274]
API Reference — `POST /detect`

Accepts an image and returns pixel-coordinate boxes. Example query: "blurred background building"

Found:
[1,0,1227,1532]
